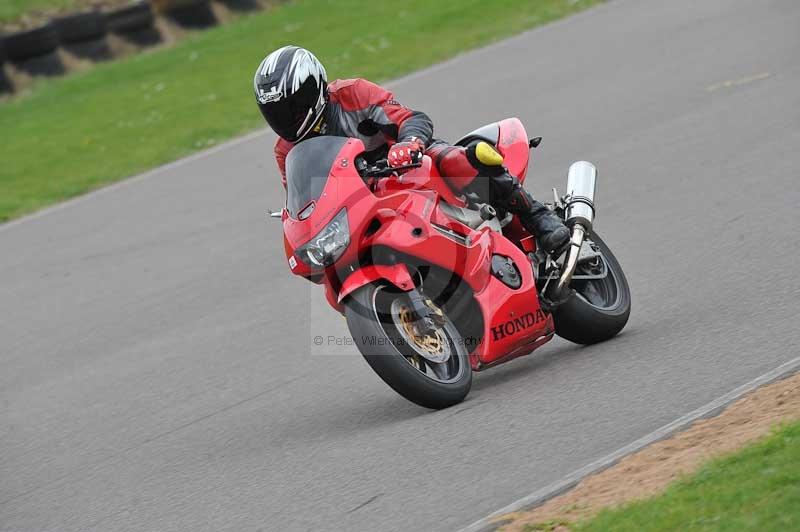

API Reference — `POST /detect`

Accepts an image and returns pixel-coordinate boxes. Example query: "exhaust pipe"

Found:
[564,161,597,229]
[558,161,597,291]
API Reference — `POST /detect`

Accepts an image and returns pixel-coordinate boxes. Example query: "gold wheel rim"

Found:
[397,305,446,356]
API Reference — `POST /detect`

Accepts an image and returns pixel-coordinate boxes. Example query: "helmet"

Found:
[253,45,328,142]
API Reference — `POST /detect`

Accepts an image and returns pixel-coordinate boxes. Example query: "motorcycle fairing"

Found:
[451,118,531,182]
[496,117,531,181]
[360,192,554,367]
[337,264,414,303]
[281,120,553,368]
[373,156,467,207]
[285,136,350,219]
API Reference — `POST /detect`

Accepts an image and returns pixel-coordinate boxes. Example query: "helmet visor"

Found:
[259,94,312,142]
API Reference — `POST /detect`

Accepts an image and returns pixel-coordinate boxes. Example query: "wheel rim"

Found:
[571,240,622,311]
[389,299,452,364]
[371,286,465,384]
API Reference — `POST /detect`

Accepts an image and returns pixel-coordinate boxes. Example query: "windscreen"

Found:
[285,136,349,218]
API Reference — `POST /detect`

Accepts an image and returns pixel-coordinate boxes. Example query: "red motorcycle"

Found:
[276,118,630,409]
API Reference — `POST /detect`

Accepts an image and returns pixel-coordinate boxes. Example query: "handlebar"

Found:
[358,157,423,178]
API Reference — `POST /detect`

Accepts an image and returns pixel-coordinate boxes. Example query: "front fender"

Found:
[337,264,414,303]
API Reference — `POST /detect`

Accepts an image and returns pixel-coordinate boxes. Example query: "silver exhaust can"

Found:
[564,161,597,230]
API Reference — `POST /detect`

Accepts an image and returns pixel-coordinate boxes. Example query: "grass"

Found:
[0,0,600,222]
[567,421,800,531]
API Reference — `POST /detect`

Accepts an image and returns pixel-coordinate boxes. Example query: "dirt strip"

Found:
[498,371,800,531]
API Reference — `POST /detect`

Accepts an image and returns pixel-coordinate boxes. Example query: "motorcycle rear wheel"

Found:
[345,283,472,409]
[552,231,631,344]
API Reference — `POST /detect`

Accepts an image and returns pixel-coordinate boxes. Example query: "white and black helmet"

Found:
[254,45,327,142]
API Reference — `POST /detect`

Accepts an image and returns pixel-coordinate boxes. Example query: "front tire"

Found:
[345,283,472,409]
[552,231,631,344]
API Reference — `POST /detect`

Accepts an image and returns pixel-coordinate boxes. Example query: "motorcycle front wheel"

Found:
[345,283,472,409]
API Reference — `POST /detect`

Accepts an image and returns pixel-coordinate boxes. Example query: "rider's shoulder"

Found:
[329,78,390,108]
[328,78,373,90]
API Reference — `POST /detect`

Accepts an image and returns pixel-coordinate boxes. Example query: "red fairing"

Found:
[338,264,414,303]
[281,120,554,370]
[496,117,530,182]
[373,156,467,207]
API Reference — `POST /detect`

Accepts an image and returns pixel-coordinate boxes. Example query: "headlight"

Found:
[296,209,350,267]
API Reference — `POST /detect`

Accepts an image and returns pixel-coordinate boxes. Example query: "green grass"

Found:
[570,421,800,532]
[0,0,85,24]
[0,0,600,222]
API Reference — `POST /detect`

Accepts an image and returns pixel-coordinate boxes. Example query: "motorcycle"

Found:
[274,118,630,409]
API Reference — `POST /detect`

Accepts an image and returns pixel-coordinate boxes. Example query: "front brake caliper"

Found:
[405,288,445,336]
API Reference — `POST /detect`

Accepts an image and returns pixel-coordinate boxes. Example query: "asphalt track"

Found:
[2,0,799,530]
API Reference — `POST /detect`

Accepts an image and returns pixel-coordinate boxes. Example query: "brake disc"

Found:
[390,299,451,364]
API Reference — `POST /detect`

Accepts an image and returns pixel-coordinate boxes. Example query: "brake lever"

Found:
[361,152,424,178]
[367,162,422,177]
[389,162,423,173]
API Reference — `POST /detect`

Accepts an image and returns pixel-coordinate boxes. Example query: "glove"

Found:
[387,137,424,169]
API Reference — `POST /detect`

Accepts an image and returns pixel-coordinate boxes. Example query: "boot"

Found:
[479,163,570,255]
[517,197,571,255]
[498,176,570,255]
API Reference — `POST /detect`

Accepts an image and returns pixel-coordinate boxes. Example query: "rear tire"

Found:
[552,231,631,344]
[345,283,472,409]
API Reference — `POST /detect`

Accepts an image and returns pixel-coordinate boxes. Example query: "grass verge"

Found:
[501,372,800,532]
[1,0,600,222]
[561,421,800,531]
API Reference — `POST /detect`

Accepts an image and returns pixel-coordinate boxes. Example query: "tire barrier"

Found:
[54,10,108,43]
[0,37,12,95]
[3,23,65,77]
[4,23,60,62]
[218,0,262,12]
[106,2,160,46]
[154,0,218,29]
[54,10,112,60]
[106,2,156,34]
[0,0,273,95]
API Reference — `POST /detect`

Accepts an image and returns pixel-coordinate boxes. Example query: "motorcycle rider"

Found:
[253,45,570,255]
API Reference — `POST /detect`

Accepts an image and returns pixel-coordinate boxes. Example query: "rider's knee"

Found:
[429,140,505,192]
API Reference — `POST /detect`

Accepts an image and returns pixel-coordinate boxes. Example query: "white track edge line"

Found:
[458,356,800,532]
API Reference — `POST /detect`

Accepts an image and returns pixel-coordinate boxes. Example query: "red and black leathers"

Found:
[275,79,433,184]
[273,78,569,253]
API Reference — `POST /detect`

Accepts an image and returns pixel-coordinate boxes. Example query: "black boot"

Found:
[517,198,571,255]
[488,172,570,255]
